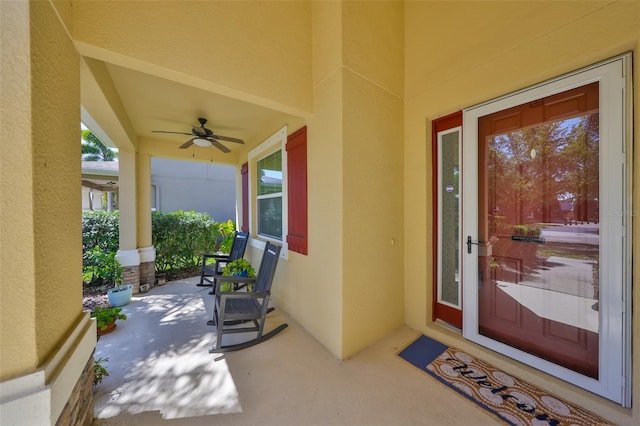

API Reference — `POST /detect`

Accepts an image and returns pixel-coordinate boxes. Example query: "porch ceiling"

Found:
[79,60,306,162]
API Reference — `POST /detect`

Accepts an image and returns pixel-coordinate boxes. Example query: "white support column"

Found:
[136,153,156,287]
[118,149,138,251]
[116,150,140,291]
[136,152,152,247]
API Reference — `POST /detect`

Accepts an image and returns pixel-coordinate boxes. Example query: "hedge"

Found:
[82,210,235,286]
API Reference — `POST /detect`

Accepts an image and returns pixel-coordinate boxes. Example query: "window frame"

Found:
[432,112,463,329]
[248,126,288,257]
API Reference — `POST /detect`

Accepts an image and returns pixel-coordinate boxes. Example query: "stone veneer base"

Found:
[55,355,94,426]
[140,260,155,290]
[121,265,140,294]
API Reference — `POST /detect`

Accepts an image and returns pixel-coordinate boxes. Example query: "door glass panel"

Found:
[477,82,600,378]
[439,130,460,308]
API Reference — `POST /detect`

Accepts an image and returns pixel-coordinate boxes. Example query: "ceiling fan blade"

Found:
[212,134,245,144]
[210,139,231,153]
[179,139,195,149]
[152,130,194,136]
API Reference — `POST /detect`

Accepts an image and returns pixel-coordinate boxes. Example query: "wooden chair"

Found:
[197,231,249,288]
[208,242,288,353]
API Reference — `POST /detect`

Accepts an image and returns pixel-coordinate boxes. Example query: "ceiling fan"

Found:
[152,117,244,153]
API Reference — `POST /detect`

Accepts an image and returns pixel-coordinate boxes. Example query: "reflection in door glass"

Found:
[479,105,600,378]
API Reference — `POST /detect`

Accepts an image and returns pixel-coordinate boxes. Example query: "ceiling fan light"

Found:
[193,138,211,147]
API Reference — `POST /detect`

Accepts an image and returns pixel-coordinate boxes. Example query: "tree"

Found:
[486,114,599,226]
[558,114,599,222]
[81,129,118,161]
[487,120,569,225]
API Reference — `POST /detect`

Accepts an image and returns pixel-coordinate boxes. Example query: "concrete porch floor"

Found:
[92,277,502,426]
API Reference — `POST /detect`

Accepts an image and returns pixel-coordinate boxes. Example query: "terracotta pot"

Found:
[97,321,117,336]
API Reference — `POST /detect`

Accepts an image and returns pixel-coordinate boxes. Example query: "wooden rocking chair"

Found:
[197,231,249,288]
[208,242,288,353]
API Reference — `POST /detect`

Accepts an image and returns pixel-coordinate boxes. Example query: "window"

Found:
[151,183,159,212]
[248,126,288,254]
[256,150,283,239]
[246,125,308,256]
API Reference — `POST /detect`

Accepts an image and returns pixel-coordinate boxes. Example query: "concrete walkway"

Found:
[92,277,502,425]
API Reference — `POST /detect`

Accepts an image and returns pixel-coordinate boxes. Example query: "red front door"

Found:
[476,82,600,378]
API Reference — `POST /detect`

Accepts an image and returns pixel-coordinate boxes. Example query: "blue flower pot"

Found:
[107,284,133,307]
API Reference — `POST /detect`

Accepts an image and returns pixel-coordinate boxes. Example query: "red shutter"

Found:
[286,126,308,255]
[241,162,249,233]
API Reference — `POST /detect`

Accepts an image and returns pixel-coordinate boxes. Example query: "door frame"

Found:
[461,54,632,405]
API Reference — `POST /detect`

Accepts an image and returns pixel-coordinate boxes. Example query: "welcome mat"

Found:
[398,335,614,426]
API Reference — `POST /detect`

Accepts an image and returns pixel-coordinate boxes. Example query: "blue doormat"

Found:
[398,335,614,426]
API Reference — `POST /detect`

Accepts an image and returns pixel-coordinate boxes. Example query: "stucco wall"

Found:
[281,2,346,354]
[404,1,639,423]
[276,1,406,359]
[340,1,405,358]
[0,0,38,378]
[0,0,83,379]
[72,1,312,114]
[32,0,83,369]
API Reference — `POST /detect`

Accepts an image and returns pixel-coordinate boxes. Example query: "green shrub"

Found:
[512,224,541,237]
[152,211,235,276]
[83,210,120,252]
[82,210,236,284]
[83,211,120,286]
[83,246,123,286]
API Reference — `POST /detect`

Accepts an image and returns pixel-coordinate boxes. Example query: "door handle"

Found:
[467,236,482,254]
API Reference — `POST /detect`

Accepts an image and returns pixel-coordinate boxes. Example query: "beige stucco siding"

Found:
[342,68,404,357]
[72,1,313,115]
[279,75,345,357]
[31,0,83,364]
[1,0,38,378]
[265,1,347,358]
[337,1,405,358]
[1,0,82,379]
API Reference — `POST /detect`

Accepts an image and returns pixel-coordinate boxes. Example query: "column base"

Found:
[0,313,96,425]
[139,246,156,290]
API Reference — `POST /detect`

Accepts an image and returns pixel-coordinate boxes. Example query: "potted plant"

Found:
[106,256,133,307]
[91,306,127,336]
[93,357,109,385]
[220,258,256,292]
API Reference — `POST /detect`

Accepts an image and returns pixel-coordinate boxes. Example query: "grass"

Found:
[537,246,598,261]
